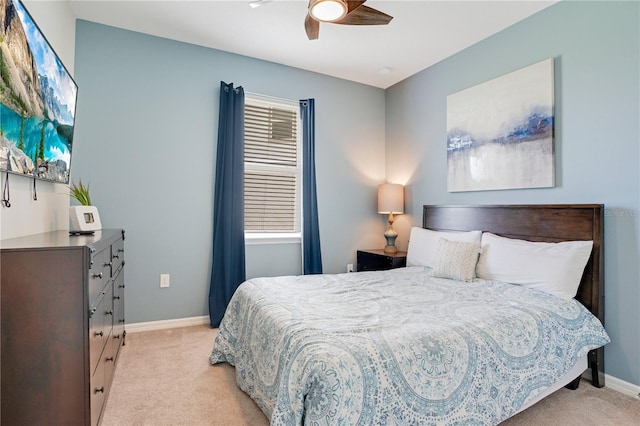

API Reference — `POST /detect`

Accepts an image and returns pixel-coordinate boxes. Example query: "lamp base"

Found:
[383,213,399,253]
[383,231,398,253]
[384,244,398,254]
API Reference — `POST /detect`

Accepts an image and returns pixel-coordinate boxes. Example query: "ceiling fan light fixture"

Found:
[309,0,347,22]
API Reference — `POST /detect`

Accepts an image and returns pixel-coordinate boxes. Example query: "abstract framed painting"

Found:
[446,58,554,192]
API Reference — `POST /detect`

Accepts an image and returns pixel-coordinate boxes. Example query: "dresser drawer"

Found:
[89,285,113,376]
[111,327,124,360]
[88,246,111,307]
[90,356,106,426]
[112,269,125,347]
[111,238,125,276]
[92,331,118,426]
[102,331,117,394]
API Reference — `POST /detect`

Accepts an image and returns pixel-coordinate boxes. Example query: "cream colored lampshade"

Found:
[309,0,348,22]
[377,183,404,253]
[377,183,404,214]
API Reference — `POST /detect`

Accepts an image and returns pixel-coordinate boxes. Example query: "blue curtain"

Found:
[209,82,246,327]
[300,99,323,274]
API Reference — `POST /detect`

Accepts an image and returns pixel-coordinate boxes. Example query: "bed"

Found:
[210,204,609,425]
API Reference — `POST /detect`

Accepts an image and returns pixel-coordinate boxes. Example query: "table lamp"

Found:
[378,183,404,253]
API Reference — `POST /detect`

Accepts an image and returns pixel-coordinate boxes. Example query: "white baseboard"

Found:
[606,374,640,399]
[582,369,640,398]
[126,315,210,333]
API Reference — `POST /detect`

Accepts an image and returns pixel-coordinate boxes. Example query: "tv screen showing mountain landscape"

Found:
[0,0,78,184]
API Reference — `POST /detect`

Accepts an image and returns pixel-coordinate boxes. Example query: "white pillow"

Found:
[406,227,482,268]
[431,238,481,282]
[475,232,593,299]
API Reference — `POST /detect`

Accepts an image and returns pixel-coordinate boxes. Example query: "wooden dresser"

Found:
[0,229,126,425]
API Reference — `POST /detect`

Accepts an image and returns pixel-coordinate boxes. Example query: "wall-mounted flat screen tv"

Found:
[0,0,78,184]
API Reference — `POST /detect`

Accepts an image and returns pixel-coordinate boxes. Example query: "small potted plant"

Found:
[69,179,102,234]
[70,180,92,206]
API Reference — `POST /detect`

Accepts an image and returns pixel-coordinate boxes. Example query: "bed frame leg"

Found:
[589,348,605,388]
[565,376,581,390]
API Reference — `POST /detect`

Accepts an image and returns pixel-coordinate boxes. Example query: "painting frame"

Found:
[446,58,555,192]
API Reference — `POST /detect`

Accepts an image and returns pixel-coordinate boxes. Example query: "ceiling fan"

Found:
[249,0,393,40]
[304,0,393,40]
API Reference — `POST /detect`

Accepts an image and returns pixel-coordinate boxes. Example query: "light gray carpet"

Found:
[102,325,639,425]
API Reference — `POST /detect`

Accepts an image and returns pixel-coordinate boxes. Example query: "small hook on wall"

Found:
[2,172,11,208]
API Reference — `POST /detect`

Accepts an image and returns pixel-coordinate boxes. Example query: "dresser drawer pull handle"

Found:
[114,334,120,339]
[119,319,125,323]
[95,387,104,394]
[113,296,120,300]
[105,310,113,316]
[92,272,103,279]
[112,254,120,260]
[106,356,114,362]
[119,284,125,288]
[104,261,113,267]
[95,331,104,337]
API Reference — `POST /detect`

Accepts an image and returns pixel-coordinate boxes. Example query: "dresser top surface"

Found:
[0,229,123,251]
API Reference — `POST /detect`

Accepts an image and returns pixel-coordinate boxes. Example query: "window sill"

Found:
[245,232,301,245]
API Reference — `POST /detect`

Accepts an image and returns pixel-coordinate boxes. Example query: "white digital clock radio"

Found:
[69,205,102,234]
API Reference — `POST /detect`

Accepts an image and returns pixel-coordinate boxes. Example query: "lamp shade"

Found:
[378,184,404,214]
[309,0,347,22]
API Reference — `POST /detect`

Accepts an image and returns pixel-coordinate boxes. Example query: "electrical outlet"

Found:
[160,274,170,288]
[347,264,354,273]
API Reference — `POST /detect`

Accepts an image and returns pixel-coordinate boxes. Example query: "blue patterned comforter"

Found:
[210,267,609,425]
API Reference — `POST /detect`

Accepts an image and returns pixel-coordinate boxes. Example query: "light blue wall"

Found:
[386,1,639,386]
[73,21,387,324]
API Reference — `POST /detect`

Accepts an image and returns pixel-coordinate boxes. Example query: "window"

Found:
[244,95,301,244]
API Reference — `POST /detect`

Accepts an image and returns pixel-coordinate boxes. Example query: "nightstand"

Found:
[356,249,407,272]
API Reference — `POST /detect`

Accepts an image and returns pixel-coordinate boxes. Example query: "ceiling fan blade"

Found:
[346,1,367,14]
[336,5,393,25]
[305,14,320,40]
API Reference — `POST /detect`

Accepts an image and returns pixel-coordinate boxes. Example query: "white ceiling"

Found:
[67,0,559,89]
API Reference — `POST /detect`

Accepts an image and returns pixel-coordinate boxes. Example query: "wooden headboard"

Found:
[422,204,605,387]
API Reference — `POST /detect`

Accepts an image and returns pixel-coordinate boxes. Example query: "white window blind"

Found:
[244,95,301,234]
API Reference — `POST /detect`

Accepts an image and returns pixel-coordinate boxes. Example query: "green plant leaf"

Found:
[69,179,92,206]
